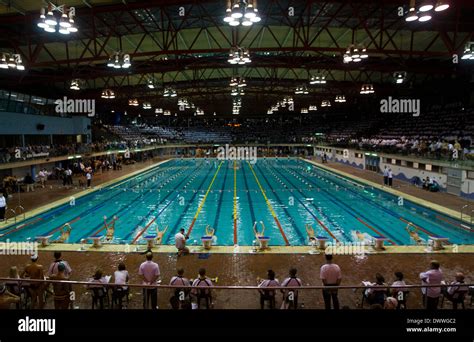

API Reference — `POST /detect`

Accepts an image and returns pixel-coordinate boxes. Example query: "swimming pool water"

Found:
[1,158,472,246]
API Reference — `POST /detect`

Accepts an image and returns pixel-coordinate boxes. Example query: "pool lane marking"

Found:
[435,215,473,232]
[247,161,290,246]
[0,217,43,237]
[127,163,204,243]
[268,163,339,242]
[186,161,224,238]
[307,164,452,240]
[211,163,229,236]
[255,163,305,244]
[356,217,396,245]
[399,217,436,237]
[233,161,238,245]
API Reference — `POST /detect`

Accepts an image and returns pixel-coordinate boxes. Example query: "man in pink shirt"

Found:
[320,254,342,310]
[138,252,160,309]
[419,260,443,310]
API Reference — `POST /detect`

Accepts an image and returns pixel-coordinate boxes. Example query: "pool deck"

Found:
[1,157,472,254]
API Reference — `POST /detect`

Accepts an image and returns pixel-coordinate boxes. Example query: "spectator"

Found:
[191,268,213,309]
[419,260,443,310]
[87,269,109,309]
[47,251,72,277]
[320,254,342,310]
[383,166,389,186]
[445,272,469,309]
[0,282,20,309]
[258,269,280,309]
[281,268,302,309]
[175,228,189,256]
[85,171,92,188]
[170,268,191,309]
[384,297,398,310]
[138,252,160,309]
[49,263,72,309]
[388,168,393,187]
[0,191,6,221]
[38,169,47,188]
[21,254,45,309]
[365,273,388,306]
[24,173,35,192]
[112,262,129,308]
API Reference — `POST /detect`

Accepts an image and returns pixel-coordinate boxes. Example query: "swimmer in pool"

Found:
[354,230,365,242]
[105,216,117,241]
[306,224,316,241]
[56,224,72,243]
[405,223,422,245]
[154,225,168,245]
[205,225,215,237]
[253,221,265,238]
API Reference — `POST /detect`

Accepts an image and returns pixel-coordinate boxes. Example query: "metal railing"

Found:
[4,209,17,224]
[0,277,472,310]
[14,205,25,221]
[460,204,471,222]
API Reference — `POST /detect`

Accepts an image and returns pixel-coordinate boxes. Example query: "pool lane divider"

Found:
[0,217,43,237]
[233,161,238,245]
[268,163,339,242]
[435,215,473,232]
[356,217,396,245]
[306,163,448,241]
[247,161,290,246]
[186,161,224,238]
[128,163,204,243]
[279,162,394,243]
[90,216,119,237]
[255,163,305,244]
[211,162,229,235]
[81,163,199,242]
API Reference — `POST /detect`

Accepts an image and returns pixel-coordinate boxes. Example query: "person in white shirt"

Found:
[445,272,469,309]
[38,169,47,188]
[175,228,189,256]
[258,269,280,309]
[320,254,342,309]
[382,166,389,186]
[170,268,191,309]
[388,168,393,187]
[390,272,408,308]
[85,172,92,188]
[0,192,6,221]
[419,260,443,310]
[281,268,302,309]
[47,252,73,277]
[112,262,129,308]
[191,268,213,309]
[138,252,160,309]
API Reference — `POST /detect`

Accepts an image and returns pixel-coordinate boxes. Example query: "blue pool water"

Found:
[1,158,472,246]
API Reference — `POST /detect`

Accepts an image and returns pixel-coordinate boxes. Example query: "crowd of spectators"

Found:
[0,253,470,310]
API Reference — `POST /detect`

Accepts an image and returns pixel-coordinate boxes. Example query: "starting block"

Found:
[316,236,328,250]
[373,236,388,251]
[88,235,102,248]
[257,236,270,250]
[36,235,53,247]
[144,235,156,249]
[201,236,213,250]
[429,236,449,251]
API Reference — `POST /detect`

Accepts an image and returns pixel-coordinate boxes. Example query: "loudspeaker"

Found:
[37,124,45,130]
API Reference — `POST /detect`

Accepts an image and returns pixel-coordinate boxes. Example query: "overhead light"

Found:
[147,79,155,89]
[70,79,81,90]
[418,14,432,21]
[155,107,163,113]
[295,85,309,95]
[394,71,407,84]
[343,44,368,63]
[461,42,474,60]
[225,0,261,27]
[59,13,71,28]
[309,72,327,85]
[321,100,331,107]
[45,8,57,26]
[405,6,418,22]
[107,51,132,69]
[143,102,152,109]
[101,89,115,99]
[434,1,449,11]
[309,105,318,111]
[228,46,251,65]
[300,108,308,114]
[360,84,375,95]
[419,1,434,12]
[59,27,70,35]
